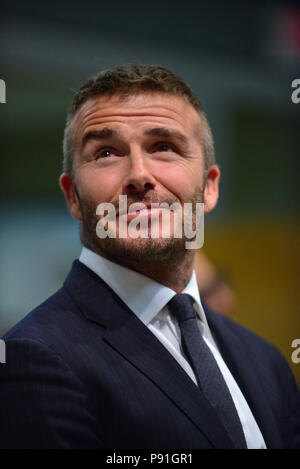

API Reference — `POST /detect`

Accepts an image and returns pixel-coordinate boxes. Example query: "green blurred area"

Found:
[1,79,69,199]
[231,106,299,215]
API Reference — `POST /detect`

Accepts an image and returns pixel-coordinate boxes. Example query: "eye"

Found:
[95,149,114,159]
[155,143,175,153]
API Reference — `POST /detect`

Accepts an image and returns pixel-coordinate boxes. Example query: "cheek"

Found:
[155,164,202,202]
[77,167,120,204]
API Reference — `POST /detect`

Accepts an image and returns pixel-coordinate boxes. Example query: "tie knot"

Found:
[168,293,196,323]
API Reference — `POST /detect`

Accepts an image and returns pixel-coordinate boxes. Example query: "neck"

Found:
[117,251,196,293]
[84,241,196,293]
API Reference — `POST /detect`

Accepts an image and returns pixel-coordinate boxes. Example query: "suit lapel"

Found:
[204,303,282,449]
[104,313,236,448]
[64,261,235,449]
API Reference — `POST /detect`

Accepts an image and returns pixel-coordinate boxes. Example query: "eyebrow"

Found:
[81,126,188,151]
[81,128,119,150]
[144,127,188,144]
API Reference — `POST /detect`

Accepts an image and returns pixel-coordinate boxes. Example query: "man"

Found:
[194,251,236,317]
[0,64,299,449]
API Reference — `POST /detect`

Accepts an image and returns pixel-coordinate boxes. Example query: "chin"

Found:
[98,236,186,264]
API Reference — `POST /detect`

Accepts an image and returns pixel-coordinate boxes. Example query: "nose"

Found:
[122,148,156,194]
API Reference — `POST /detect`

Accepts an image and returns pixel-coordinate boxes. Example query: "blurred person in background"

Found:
[195,251,236,318]
[0,64,299,449]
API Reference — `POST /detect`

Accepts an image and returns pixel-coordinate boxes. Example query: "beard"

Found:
[77,186,204,266]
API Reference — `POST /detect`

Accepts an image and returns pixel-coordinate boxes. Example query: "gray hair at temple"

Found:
[62,64,216,178]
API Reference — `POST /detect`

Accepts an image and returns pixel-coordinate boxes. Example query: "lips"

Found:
[117,202,172,221]
[118,202,153,217]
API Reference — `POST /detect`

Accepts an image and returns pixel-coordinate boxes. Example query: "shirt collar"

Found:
[79,246,208,327]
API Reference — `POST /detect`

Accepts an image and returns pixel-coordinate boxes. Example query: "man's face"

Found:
[60,92,219,263]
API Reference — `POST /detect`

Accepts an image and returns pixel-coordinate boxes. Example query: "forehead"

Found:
[72,92,202,143]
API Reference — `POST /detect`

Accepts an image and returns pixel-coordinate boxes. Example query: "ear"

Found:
[59,173,83,221]
[203,165,220,214]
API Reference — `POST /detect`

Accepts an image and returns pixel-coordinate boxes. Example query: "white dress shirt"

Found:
[79,246,266,449]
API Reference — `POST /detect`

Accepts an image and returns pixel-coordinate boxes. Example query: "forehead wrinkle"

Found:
[81,114,185,131]
[78,115,190,148]
[78,110,189,140]
[72,94,201,154]
[77,95,194,127]
[80,109,187,129]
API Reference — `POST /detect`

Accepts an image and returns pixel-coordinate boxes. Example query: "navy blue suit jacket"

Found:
[1,260,300,448]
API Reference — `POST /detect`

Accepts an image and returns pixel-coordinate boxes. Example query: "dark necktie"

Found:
[168,293,247,449]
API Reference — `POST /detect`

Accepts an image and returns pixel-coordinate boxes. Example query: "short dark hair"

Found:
[63,64,215,177]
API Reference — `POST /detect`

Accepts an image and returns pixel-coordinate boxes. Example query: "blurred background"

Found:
[0,0,299,382]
